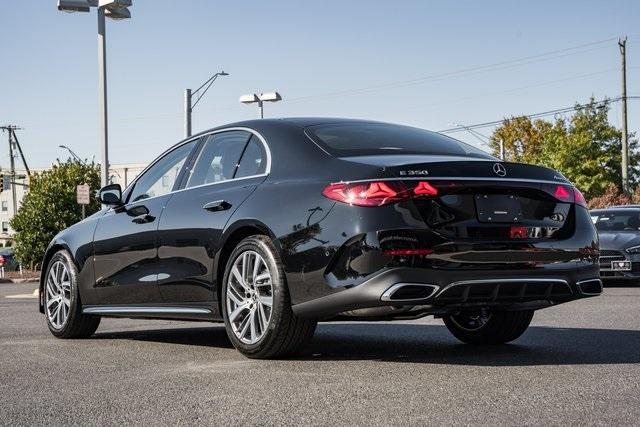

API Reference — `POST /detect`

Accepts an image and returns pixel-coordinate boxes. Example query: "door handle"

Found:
[131,213,155,224]
[203,200,232,212]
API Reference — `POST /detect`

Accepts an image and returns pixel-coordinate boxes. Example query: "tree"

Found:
[489,116,552,164]
[490,98,639,200]
[588,183,630,209]
[11,160,101,269]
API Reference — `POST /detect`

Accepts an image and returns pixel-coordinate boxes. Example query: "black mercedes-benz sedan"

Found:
[39,118,601,358]
[591,206,640,281]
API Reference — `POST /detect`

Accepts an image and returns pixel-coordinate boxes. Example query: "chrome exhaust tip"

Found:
[381,283,440,302]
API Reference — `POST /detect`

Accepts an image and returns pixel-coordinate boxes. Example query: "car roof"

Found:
[189,117,407,139]
[591,207,640,213]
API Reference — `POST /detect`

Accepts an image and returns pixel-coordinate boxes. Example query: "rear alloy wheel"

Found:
[44,250,100,339]
[443,309,534,345]
[222,236,317,358]
[226,250,274,344]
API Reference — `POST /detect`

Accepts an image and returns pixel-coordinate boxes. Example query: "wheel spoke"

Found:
[226,288,244,306]
[252,256,262,284]
[241,252,249,285]
[249,310,257,343]
[238,313,251,339]
[258,295,273,307]
[258,303,268,333]
[231,265,249,292]
[228,302,250,323]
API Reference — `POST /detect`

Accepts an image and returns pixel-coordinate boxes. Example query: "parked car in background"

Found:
[591,205,640,282]
[0,247,20,271]
[39,118,602,358]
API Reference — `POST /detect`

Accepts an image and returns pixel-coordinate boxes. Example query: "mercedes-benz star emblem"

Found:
[493,163,507,177]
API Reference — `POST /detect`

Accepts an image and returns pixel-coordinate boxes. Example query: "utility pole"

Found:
[0,125,30,219]
[98,7,109,188]
[7,130,17,216]
[619,36,629,194]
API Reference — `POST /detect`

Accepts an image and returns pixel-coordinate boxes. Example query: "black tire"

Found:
[221,235,317,359]
[44,250,100,339]
[443,309,534,345]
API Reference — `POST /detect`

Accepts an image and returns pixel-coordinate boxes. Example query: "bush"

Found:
[10,160,101,269]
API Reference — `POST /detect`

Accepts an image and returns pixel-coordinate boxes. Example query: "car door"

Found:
[92,139,199,305]
[157,131,269,304]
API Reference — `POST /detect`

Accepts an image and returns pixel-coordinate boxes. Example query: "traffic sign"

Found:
[77,184,91,205]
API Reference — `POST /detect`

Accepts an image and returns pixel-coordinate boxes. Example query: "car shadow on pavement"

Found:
[305,324,640,366]
[94,323,640,366]
[94,326,235,349]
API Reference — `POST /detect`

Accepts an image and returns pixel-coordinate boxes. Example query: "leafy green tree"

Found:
[490,98,638,199]
[11,160,101,269]
[489,116,552,164]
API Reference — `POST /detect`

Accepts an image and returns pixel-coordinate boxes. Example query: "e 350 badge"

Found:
[399,170,429,176]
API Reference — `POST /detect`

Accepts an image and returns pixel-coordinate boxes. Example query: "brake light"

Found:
[573,187,588,208]
[554,185,571,200]
[510,226,527,239]
[323,180,438,207]
[322,181,407,206]
[413,181,438,196]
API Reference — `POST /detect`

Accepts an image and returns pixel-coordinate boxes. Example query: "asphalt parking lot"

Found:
[1,281,639,426]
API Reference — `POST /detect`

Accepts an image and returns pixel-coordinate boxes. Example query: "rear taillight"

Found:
[548,184,587,207]
[323,180,438,207]
[573,187,588,208]
[554,185,571,201]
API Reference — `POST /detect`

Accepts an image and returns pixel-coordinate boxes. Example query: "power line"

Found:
[285,37,618,103]
[438,96,640,134]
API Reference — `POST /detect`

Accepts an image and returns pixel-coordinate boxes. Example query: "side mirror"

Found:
[98,184,123,206]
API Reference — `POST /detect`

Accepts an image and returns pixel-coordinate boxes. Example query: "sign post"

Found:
[76,184,90,219]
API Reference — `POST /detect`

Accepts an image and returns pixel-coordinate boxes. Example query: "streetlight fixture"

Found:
[239,92,282,118]
[57,0,132,188]
[59,145,84,163]
[184,71,229,138]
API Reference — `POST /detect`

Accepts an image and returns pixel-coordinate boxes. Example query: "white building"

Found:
[0,163,147,245]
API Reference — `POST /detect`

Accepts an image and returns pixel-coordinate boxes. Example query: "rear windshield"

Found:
[306,122,493,158]
[591,210,640,231]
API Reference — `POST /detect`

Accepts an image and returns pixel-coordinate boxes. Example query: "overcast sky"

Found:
[1,0,639,168]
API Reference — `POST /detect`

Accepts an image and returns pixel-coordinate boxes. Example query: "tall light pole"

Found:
[59,145,84,163]
[184,71,229,138]
[57,0,132,188]
[239,92,282,118]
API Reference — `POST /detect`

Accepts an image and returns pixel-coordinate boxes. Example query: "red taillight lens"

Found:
[554,185,571,201]
[413,181,438,196]
[322,181,408,206]
[573,187,587,208]
[323,180,438,207]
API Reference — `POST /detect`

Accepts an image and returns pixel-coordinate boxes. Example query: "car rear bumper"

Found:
[292,265,601,319]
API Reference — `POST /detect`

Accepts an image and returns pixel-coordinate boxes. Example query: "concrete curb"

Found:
[0,278,39,284]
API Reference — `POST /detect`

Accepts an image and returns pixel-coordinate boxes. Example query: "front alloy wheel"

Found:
[44,250,101,339]
[45,260,72,330]
[226,250,274,344]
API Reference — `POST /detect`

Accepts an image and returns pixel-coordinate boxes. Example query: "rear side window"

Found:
[235,136,266,178]
[186,131,250,188]
[306,122,492,158]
